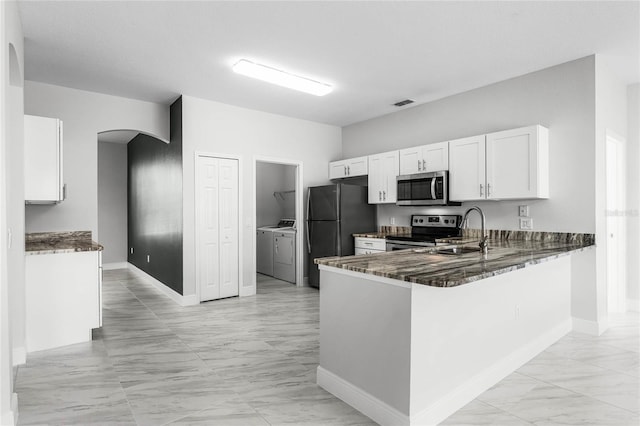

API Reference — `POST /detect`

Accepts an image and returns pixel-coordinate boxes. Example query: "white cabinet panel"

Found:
[449,126,549,201]
[24,115,64,203]
[399,147,422,175]
[449,135,486,201]
[486,125,549,200]
[26,251,101,352]
[329,156,368,179]
[354,237,386,254]
[368,151,399,204]
[423,141,449,172]
[399,141,449,175]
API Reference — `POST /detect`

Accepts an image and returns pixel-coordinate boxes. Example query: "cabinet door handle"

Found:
[379,191,382,201]
[364,242,373,246]
[422,159,426,171]
[480,184,484,197]
[347,165,351,175]
[383,190,386,201]
[344,165,347,176]
[417,159,421,171]
[487,183,491,197]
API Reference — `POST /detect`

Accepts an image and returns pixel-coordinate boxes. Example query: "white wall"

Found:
[342,56,606,328]
[1,1,23,422]
[182,95,342,296]
[24,82,169,239]
[627,83,640,310]
[97,141,127,264]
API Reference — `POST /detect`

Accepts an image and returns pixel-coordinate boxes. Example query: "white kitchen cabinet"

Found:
[486,125,549,200]
[368,150,399,204]
[329,156,368,179]
[449,125,549,201]
[25,250,102,352]
[24,114,65,203]
[449,135,486,201]
[354,237,386,255]
[399,141,449,175]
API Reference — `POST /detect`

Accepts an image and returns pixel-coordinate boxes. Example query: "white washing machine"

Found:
[257,219,296,279]
[273,228,296,283]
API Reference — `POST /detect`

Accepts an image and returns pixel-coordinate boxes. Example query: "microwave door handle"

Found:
[431,178,437,200]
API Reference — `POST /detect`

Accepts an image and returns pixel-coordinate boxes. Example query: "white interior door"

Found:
[197,155,239,302]
[606,135,626,313]
[218,158,239,298]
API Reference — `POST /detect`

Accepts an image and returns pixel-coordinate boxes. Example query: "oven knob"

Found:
[444,219,449,224]
[419,219,423,223]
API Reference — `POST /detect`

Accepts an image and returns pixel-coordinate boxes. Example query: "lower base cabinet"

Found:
[354,237,386,255]
[25,250,102,353]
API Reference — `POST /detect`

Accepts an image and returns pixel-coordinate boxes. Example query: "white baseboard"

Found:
[318,320,571,426]
[411,319,572,425]
[127,264,199,307]
[317,366,408,426]
[572,316,609,336]
[102,262,129,270]
[12,347,26,366]
[627,298,640,312]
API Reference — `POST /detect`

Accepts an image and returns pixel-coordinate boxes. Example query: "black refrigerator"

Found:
[306,184,376,288]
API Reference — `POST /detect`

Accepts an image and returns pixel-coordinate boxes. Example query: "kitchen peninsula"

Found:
[25,231,103,352]
[315,231,594,426]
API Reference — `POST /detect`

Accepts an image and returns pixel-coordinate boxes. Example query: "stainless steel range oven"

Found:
[386,214,462,251]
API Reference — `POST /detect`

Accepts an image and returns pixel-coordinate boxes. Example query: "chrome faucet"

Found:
[461,206,489,255]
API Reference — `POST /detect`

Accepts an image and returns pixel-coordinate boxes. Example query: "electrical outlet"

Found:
[390,217,396,225]
[519,218,533,230]
[518,205,529,217]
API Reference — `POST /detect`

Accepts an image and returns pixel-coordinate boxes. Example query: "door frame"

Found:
[194,152,243,302]
[253,156,304,287]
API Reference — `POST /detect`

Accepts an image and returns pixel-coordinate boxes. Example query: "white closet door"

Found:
[198,156,221,301]
[218,158,239,299]
[196,155,239,302]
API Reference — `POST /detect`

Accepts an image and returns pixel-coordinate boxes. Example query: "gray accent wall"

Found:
[98,141,127,264]
[128,97,183,294]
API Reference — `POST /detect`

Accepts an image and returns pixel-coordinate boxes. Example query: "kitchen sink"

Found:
[435,246,491,255]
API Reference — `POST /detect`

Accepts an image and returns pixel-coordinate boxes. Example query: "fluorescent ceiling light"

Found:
[232,59,333,96]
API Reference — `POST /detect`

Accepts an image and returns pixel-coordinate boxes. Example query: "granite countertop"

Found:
[353,226,411,239]
[25,231,104,255]
[315,233,594,288]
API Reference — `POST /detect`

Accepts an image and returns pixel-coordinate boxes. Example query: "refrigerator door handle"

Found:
[306,187,312,254]
[336,220,342,257]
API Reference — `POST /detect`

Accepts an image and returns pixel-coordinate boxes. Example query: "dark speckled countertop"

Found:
[316,231,594,287]
[25,231,103,255]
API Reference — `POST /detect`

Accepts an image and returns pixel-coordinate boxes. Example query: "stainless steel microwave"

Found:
[396,170,458,206]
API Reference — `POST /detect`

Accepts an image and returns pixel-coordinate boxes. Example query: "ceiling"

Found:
[18,1,640,127]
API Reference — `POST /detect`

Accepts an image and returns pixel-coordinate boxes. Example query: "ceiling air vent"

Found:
[393,99,414,107]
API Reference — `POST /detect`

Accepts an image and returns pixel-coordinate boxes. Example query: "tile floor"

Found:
[14,269,639,425]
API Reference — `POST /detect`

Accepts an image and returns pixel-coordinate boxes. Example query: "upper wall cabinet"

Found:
[368,150,399,204]
[399,141,449,175]
[25,115,65,204]
[449,135,487,201]
[329,156,368,180]
[485,125,549,200]
[449,125,549,201]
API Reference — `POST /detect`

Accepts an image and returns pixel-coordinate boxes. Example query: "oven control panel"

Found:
[411,214,460,228]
